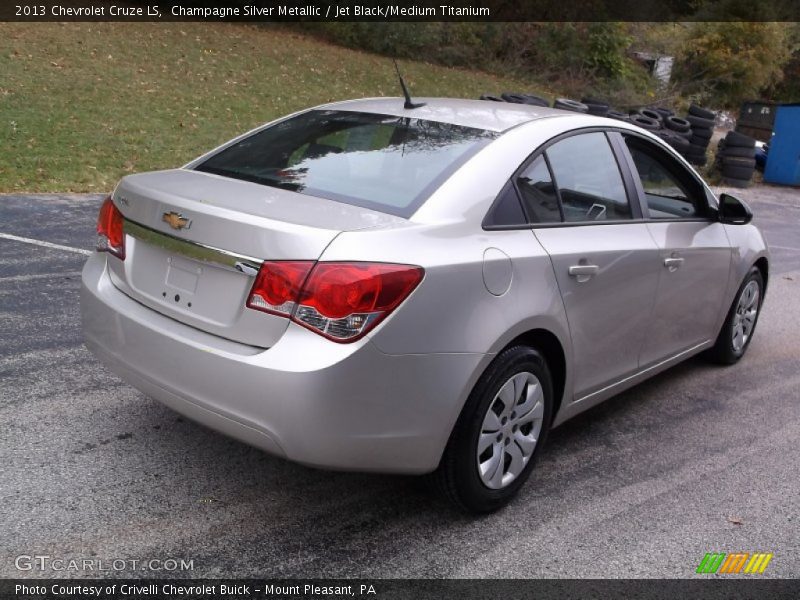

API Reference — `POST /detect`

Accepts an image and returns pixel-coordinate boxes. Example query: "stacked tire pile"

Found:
[715,131,757,188]
[480,92,550,107]
[549,97,615,116]
[682,104,716,167]
[479,93,716,168]
[625,108,695,158]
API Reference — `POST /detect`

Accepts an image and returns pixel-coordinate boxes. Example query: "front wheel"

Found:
[435,346,553,513]
[707,267,764,364]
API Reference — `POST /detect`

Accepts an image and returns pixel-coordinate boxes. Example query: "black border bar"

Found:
[3,579,800,600]
[4,0,800,22]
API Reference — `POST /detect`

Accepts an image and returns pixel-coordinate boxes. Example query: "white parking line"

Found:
[0,271,83,283]
[0,232,92,256]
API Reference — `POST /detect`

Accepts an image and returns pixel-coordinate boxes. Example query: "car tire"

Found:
[690,127,714,141]
[657,130,690,152]
[686,115,715,130]
[687,142,709,155]
[524,95,551,107]
[586,104,610,116]
[607,110,629,121]
[553,98,589,113]
[630,115,661,130]
[725,131,756,148]
[637,108,663,122]
[501,92,526,103]
[480,94,504,102]
[722,156,757,169]
[581,98,610,116]
[707,267,764,364]
[654,107,675,118]
[668,137,691,152]
[721,146,756,159]
[688,104,716,120]
[501,92,549,107]
[665,116,691,133]
[435,345,553,513]
[721,165,754,180]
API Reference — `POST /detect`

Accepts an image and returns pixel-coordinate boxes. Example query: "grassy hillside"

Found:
[0,23,552,192]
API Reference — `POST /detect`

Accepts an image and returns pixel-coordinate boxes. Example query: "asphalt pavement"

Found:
[1,186,798,578]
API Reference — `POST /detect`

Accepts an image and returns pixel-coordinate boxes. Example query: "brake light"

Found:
[247,261,424,342]
[96,196,125,259]
[246,261,314,317]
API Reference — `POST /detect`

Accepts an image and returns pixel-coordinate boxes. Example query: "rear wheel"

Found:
[707,267,764,364]
[435,346,553,513]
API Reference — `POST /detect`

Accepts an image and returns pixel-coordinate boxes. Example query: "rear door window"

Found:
[544,132,632,222]
[196,110,497,218]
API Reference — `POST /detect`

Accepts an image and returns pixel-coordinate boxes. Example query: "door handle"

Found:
[663,257,685,272]
[568,264,599,283]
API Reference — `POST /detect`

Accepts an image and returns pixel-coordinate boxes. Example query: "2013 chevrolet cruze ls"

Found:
[81,98,768,512]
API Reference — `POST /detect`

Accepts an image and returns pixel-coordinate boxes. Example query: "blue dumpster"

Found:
[764,103,800,186]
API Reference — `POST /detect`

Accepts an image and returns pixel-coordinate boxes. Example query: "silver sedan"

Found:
[81,98,768,512]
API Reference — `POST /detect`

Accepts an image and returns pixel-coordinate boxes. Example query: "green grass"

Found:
[0,23,553,192]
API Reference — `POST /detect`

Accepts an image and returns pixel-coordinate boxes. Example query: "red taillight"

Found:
[247,261,424,342]
[96,196,125,259]
[246,261,314,317]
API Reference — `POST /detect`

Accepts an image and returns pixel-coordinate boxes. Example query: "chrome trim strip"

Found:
[123,219,263,274]
[574,340,711,404]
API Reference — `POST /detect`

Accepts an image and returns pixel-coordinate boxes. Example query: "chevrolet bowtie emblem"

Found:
[162,211,191,231]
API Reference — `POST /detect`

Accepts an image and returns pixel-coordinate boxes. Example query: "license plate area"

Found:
[127,241,252,327]
[166,257,201,295]
[106,219,297,348]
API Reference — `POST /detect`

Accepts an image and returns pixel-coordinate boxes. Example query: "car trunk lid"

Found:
[107,169,402,348]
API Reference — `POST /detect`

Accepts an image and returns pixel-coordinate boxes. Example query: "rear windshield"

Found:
[195,110,498,217]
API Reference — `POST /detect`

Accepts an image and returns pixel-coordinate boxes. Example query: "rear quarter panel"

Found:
[322,225,571,358]
[322,223,573,448]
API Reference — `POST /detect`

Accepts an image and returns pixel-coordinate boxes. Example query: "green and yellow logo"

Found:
[697,552,773,574]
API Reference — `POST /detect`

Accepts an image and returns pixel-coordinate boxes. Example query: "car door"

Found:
[516,131,661,399]
[618,133,733,366]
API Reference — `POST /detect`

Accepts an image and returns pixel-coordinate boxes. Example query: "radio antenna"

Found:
[393,59,425,110]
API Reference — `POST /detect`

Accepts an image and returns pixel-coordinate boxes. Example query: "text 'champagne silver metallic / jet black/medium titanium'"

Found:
[81,98,769,513]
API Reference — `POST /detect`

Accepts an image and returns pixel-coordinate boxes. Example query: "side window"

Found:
[516,155,561,223]
[624,136,706,219]
[485,183,527,227]
[545,132,632,222]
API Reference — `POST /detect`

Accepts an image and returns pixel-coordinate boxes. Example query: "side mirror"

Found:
[718,193,753,225]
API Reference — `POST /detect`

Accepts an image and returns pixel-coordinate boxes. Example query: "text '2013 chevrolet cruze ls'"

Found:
[81,98,769,512]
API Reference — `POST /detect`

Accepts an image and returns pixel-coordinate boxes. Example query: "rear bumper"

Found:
[80,253,486,473]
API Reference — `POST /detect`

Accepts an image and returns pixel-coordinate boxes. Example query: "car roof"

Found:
[318,97,570,133]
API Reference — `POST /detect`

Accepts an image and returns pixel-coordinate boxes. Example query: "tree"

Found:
[673,22,793,107]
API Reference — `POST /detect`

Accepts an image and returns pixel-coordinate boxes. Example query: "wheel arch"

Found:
[501,328,568,424]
